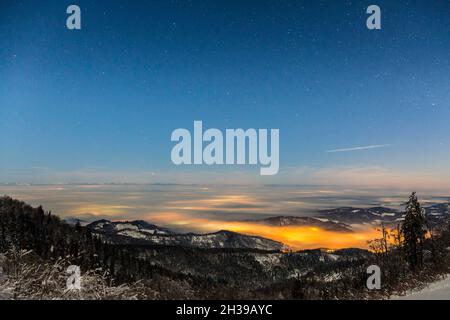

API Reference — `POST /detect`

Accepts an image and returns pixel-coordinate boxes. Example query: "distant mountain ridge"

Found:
[317,206,402,225]
[87,219,284,251]
[317,203,450,226]
[87,219,173,236]
[254,216,352,232]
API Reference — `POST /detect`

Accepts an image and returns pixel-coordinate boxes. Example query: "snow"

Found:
[118,229,149,239]
[326,253,339,261]
[254,254,281,271]
[93,221,109,230]
[0,268,11,300]
[287,269,306,279]
[0,288,11,300]
[114,223,139,231]
[391,275,450,300]
[141,228,167,234]
[323,272,342,282]
[381,212,395,217]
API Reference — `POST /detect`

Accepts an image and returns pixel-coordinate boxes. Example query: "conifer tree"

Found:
[401,192,427,270]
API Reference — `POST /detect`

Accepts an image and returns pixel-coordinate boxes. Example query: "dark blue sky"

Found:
[1,0,450,185]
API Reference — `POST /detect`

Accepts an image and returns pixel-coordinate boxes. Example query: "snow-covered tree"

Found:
[401,192,427,271]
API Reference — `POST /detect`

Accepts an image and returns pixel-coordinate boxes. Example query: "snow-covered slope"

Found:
[255,216,352,232]
[318,207,403,225]
[318,203,449,227]
[87,219,173,237]
[87,220,284,251]
[137,230,285,251]
[391,275,450,300]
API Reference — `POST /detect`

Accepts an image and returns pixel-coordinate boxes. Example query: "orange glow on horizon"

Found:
[209,222,380,250]
[149,212,381,250]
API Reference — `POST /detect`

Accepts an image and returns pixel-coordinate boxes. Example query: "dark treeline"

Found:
[0,196,179,284]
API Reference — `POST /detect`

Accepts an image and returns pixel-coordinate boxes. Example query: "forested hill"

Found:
[0,196,96,261]
[0,196,173,283]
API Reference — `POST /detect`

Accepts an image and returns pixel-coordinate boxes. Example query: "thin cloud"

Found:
[326,144,390,153]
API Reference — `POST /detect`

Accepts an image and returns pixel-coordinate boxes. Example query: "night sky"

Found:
[1,0,450,186]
